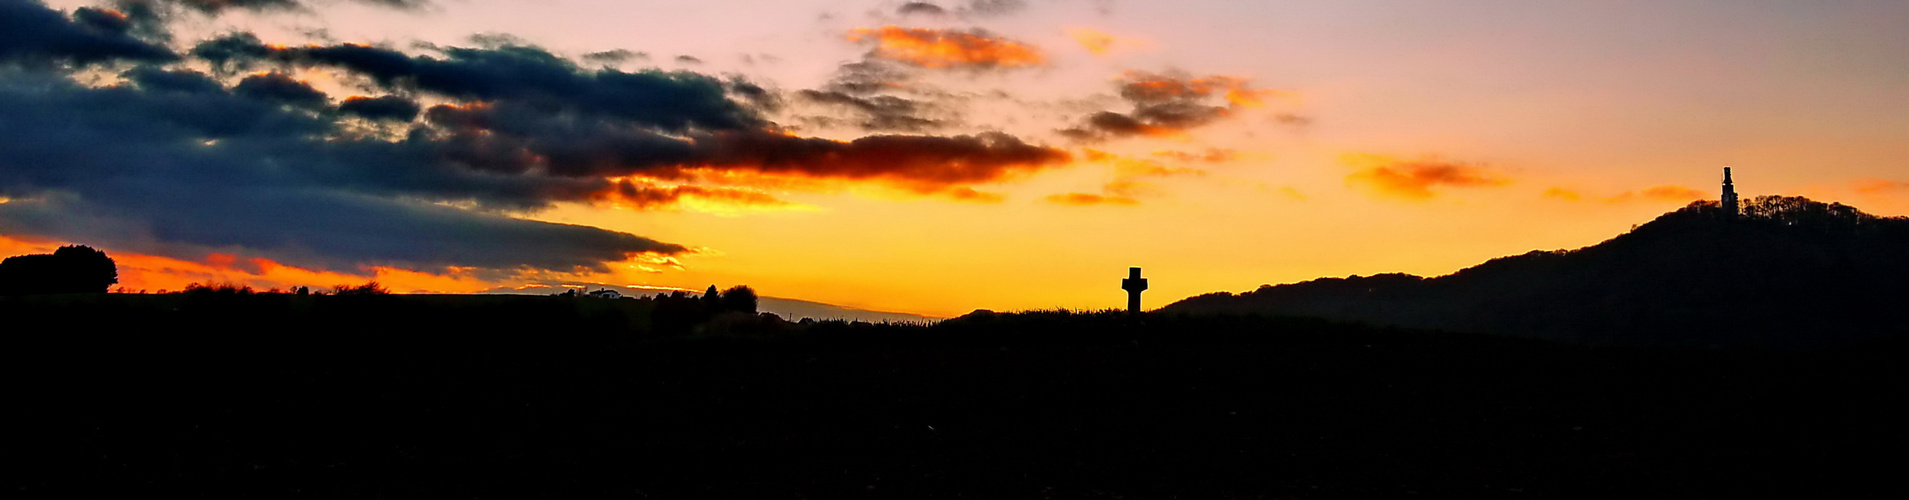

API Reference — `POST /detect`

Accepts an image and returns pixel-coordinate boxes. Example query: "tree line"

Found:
[0,245,117,295]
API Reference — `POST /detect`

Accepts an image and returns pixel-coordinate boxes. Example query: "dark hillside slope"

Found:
[1166,196,1909,348]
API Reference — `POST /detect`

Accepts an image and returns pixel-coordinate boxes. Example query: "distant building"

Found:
[1722,167,1739,218]
[587,289,622,299]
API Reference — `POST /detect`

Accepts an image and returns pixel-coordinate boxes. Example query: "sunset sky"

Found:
[4,0,1906,316]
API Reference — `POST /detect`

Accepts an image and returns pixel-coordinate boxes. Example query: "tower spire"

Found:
[1721,167,1739,219]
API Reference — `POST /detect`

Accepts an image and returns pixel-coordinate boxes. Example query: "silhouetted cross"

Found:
[1122,267,1148,313]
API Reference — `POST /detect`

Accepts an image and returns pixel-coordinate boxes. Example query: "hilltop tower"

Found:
[1721,167,1739,219]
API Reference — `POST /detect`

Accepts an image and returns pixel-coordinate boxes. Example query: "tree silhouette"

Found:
[1740,195,1875,229]
[720,285,759,314]
[0,245,118,294]
[701,285,723,310]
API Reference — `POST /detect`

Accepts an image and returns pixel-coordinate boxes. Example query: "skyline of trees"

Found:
[0,245,117,295]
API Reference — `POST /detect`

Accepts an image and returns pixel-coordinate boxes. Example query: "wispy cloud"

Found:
[1541,187,1584,202]
[1545,185,1708,204]
[596,179,801,212]
[1061,71,1291,142]
[1854,178,1909,194]
[1044,192,1139,207]
[1342,154,1512,200]
[895,2,947,18]
[1065,27,1147,55]
[1083,149,1207,178]
[958,0,1027,18]
[795,89,945,131]
[1151,148,1238,163]
[846,26,1046,69]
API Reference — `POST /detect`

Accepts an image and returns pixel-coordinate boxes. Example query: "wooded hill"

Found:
[1165,196,1909,348]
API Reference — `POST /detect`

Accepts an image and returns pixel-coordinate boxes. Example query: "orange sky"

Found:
[8,1,1909,317]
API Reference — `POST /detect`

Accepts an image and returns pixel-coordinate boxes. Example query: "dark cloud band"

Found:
[0,70,683,272]
[194,34,762,132]
[1,7,1072,276]
[338,94,421,121]
[133,0,429,15]
[0,0,177,65]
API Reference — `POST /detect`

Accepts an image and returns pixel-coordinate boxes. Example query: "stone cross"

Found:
[1121,267,1148,313]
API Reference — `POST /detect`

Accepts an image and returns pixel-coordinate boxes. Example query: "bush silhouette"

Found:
[331,281,390,296]
[183,282,257,295]
[0,245,118,295]
[720,285,758,314]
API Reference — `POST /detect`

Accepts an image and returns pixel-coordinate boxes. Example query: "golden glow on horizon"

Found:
[0,234,60,257]
[73,248,501,294]
[9,174,1906,318]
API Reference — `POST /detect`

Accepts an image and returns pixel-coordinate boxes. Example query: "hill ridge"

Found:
[1163,195,1909,348]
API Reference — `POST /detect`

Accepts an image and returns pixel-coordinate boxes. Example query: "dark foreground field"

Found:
[4,294,1903,498]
